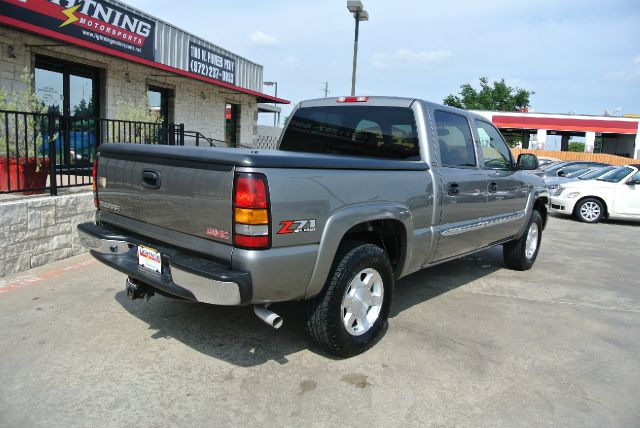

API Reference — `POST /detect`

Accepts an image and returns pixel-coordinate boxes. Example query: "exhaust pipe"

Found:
[253,304,283,329]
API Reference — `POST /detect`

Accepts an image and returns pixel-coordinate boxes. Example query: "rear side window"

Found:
[433,110,476,167]
[279,106,419,160]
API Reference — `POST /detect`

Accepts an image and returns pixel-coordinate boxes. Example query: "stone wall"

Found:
[0,27,259,147]
[0,192,94,277]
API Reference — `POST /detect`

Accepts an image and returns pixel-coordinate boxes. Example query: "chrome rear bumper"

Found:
[78,223,250,305]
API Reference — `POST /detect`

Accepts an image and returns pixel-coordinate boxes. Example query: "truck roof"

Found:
[297,96,485,121]
[299,96,416,108]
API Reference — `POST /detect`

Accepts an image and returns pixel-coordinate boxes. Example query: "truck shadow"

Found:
[115,290,312,367]
[390,246,503,318]
[114,247,504,367]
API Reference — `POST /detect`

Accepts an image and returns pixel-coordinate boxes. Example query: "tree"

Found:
[568,141,585,152]
[443,77,534,111]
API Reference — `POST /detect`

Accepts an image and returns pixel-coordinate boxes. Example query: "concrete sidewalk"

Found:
[1,216,639,427]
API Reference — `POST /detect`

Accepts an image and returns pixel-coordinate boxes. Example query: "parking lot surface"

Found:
[1,215,639,427]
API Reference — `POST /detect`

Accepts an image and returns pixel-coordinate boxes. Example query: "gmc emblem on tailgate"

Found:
[206,228,229,240]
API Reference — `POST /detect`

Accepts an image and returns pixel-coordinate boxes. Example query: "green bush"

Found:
[0,68,49,158]
[109,96,163,144]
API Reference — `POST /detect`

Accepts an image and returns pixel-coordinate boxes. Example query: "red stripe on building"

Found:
[0,15,289,105]
[492,115,638,134]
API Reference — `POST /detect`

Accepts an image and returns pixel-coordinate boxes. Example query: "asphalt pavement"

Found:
[1,215,639,427]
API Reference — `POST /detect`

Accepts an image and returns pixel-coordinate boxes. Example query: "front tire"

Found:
[503,210,542,271]
[305,242,394,358]
[574,198,604,223]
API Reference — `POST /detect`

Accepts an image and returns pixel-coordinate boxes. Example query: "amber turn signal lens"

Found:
[235,208,268,225]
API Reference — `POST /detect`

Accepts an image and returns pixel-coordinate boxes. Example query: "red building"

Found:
[472,111,640,160]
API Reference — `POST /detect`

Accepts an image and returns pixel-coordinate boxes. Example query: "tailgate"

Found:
[96,149,234,245]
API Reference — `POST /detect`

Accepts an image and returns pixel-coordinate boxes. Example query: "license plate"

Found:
[137,245,162,273]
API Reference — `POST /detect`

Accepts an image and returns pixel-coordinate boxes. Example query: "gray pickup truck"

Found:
[78,96,548,357]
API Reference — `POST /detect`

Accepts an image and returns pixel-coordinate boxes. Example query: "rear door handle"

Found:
[142,170,161,189]
[488,181,498,193]
[448,183,460,196]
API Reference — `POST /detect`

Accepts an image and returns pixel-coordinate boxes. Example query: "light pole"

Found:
[264,81,279,127]
[347,1,368,96]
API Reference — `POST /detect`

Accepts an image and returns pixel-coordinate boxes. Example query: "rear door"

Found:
[475,120,529,243]
[430,109,488,262]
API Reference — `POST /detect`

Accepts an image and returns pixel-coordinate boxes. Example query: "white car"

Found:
[549,164,640,223]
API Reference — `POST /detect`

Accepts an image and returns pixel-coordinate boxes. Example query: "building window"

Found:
[225,102,240,147]
[34,55,100,165]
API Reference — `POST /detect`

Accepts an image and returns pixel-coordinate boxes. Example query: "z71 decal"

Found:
[277,219,317,234]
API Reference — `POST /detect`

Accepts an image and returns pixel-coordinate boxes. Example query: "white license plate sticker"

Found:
[137,245,162,273]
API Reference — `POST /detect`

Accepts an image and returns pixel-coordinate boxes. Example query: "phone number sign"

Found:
[188,42,235,85]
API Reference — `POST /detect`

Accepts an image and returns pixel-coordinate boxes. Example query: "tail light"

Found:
[233,173,270,249]
[92,156,99,208]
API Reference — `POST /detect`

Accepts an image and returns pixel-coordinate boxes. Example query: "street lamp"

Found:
[347,1,369,96]
[263,81,279,127]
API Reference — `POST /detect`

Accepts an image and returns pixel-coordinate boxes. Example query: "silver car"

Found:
[545,166,617,192]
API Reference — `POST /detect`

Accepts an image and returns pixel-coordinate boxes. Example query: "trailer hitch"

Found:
[126,277,154,301]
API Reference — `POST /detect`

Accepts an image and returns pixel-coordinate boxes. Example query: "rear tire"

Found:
[305,241,394,358]
[503,210,542,271]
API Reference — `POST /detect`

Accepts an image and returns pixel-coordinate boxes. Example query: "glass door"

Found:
[35,56,99,169]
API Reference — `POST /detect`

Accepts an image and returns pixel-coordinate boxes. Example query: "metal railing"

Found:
[182,130,225,147]
[101,119,184,146]
[0,109,225,196]
[1,110,53,195]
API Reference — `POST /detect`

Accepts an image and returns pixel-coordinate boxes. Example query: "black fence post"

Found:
[95,117,102,148]
[48,111,58,196]
[178,124,185,146]
[168,124,175,145]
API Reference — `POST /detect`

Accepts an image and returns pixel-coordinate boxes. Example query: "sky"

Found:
[125,0,640,125]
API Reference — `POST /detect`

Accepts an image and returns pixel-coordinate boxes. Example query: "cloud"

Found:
[605,57,640,81]
[282,55,302,68]
[249,31,278,46]
[605,70,640,81]
[372,48,452,70]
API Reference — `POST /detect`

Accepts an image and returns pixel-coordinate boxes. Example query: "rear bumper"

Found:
[78,222,251,305]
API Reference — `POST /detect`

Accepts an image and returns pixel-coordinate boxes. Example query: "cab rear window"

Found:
[279,106,420,160]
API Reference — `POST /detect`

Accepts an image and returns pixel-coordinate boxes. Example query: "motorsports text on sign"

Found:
[188,42,235,85]
[0,0,156,60]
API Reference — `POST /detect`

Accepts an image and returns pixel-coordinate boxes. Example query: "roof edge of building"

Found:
[0,16,289,104]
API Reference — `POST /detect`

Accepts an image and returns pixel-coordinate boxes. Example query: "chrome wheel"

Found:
[580,201,601,222]
[525,222,539,260]
[341,268,384,336]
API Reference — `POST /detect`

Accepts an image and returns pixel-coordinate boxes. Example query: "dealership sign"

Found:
[1,0,155,60]
[188,42,236,85]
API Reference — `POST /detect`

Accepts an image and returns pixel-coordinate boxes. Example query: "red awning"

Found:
[492,114,638,134]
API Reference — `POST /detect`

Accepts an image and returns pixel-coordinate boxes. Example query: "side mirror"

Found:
[517,153,539,170]
[626,179,640,186]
